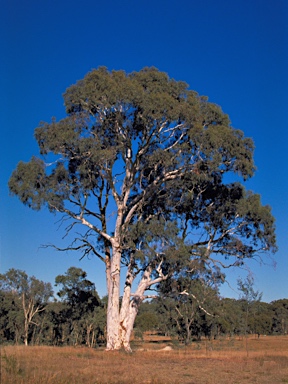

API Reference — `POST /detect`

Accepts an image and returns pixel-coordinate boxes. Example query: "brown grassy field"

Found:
[1,335,288,383]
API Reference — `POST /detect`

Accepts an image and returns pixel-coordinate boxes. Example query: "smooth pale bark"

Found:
[22,293,30,346]
[23,295,34,346]
[119,266,137,352]
[23,323,29,346]
[22,293,45,346]
[105,246,122,350]
[119,267,155,352]
[105,251,111,297]
[119,297,141,352]
[105,256,168,351]
[106,254,158,351]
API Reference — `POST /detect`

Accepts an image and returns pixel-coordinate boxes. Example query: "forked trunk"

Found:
[118,267,152,351]
[119,268,138,352]
[106,250,157,351]
[119,297,142,352]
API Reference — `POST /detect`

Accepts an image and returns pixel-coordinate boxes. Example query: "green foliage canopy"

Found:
[8,67,277,309]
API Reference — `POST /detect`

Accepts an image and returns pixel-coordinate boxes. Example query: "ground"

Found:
[2,335,288,383]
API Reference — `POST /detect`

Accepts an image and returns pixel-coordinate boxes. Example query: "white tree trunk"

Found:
[106,245,166,351]
[119,267,153,351]
[106,245,122,350]
[119,298,141,351]
[22,293,29,346]
[119,266,136,351]
[24,323,29,346]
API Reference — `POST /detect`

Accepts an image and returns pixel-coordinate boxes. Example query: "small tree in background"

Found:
[271,299,288,335]
[55,267,104,346]
[0,288,24,344]
[158,263,220,344]
[237,274,262,355]
[0,269,53,346]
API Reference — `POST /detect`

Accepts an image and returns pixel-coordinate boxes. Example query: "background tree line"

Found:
[1,267,287,347]
[0,267,106,347]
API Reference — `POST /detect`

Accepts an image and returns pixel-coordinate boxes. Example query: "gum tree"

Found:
[9,67,277,351]
[0,269,53,346]
[55,267,103,346]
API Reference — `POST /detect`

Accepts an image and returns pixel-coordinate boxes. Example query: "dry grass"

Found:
[1,336,288,383]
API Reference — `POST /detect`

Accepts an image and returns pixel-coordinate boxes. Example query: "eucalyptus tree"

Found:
[55,267,103,346]
[55,267,101,314]
[237,275,263,335]
[158,269,220,344]
[9,67,277,351]
[270,299,288,335]
[0,287,23,344]
[0,269,53,346]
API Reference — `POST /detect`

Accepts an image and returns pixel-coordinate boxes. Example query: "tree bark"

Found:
[106,243,166,351]
[119,266,135,351]
[22,293,29,346]
[119,297,142,351]
[105,243,111,294]
[24,324,29,346]
[119,267,153,351]
[185,318,193,345]
[105,245,121,350]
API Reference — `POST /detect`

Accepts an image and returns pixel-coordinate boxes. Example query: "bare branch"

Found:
[41,240,106,263]
[179,290,215,317]
[130,294,158,300]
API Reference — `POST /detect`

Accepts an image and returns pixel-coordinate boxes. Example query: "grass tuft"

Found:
[2,351,25,377]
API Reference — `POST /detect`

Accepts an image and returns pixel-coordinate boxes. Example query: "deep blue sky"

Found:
[1,0,287,302]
